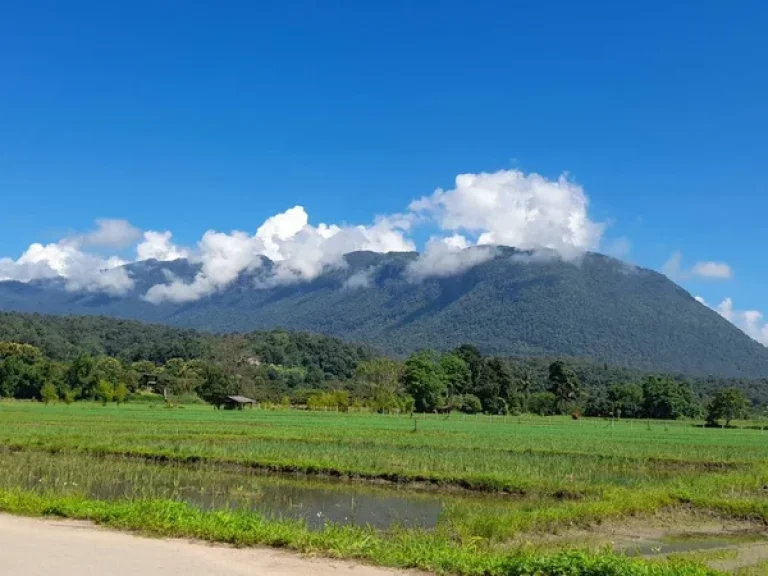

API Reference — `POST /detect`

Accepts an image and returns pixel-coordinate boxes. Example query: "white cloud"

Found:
[406,235,497,281]
[410,170,604,261]
[695,296,768,346]
[0,240,134,295]
[0,217,143,295]
[510,248,562,264]
[78,219,141,248]
[441,234,471,250]
[136,231,190,262]
[663,251,733,281]
[691,261,733,280]
[145,206,415,303]
[343,269,374,290]
[0,168,616,299]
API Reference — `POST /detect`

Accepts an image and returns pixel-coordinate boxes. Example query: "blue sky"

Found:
[1,2,767,338]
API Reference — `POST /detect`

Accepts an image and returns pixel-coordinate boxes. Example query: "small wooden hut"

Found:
[220,395,257,410]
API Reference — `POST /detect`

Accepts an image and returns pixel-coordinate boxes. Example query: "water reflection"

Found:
[1,450,442,530]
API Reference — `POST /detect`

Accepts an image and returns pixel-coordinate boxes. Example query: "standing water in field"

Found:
[0,450,442,530]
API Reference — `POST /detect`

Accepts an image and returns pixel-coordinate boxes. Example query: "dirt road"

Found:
[0,514,416,576]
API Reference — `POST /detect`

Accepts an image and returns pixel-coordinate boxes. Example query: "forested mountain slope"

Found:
[1,248,767,377]
[0,312,371,378]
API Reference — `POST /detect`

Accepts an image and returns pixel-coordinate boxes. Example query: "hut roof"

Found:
[226,395,256,404]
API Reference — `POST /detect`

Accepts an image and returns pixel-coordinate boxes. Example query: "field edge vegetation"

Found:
[0,489,720,576]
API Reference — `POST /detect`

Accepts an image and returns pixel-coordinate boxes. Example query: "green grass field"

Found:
[2,402,768,575]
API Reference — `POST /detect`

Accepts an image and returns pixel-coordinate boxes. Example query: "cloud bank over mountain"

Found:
[2,166,756,344]
[1,169,606,301]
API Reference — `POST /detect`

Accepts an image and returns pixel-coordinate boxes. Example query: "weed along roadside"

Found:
[3,404,768,573]
[0,491,720,576]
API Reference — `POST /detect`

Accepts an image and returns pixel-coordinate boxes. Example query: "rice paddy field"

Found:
[2,402,768,575]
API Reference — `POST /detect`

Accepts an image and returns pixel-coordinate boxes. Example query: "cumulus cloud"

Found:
[0,168,613,299]
[136,231,190,262]
[77,219,141,248]
[0,218,143,295]
[663,251,733,281]
[406,235,497,281]
[0,239,134,295]
[695,296,768,346]
[145,207,415,303]
[410,170,604,260]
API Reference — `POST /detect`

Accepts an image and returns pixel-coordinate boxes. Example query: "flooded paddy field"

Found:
[3,402,768,574]
[0,449,445,530]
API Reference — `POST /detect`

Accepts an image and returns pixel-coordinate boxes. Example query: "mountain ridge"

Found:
[1,247,766,378]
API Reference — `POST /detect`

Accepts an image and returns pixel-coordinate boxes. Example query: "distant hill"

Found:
[1,247,767,377]
[0,312,371,381]
[0,311,210,362]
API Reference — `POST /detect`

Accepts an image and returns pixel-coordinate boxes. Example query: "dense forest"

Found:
[0,312,213,362]
[3,249,768,378]
[0,312,764,423]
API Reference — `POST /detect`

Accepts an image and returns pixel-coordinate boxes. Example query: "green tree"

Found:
[40,381,58,404]
[399,394,416,414]
[607,383,644,418]
[707,388,748,427]
[0,355,24,398]
[131,360,158,385]
[197,364,235,406]
[0,342,44,363]
[0,354,47,399]
[95,357,122,385]
[96,379,114,405]
[121,368,140,393]
[163,358,188,378]
[528,391,557,415]
[584,389,611,417]
[459,394,483,414]
[402,350,447,413]
[548,361,580,414]
[511,366,533,414]
[642,376,697,420]
[114,382,129,405]
[475,357,513,414]
[356,357,403,412]
[453,344,483,389]
[161,358,201,395]
[439,353,471,395]
[65,353,97,399]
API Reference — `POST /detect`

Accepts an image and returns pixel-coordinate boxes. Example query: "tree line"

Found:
[2,311,767,405]
[0,339,754,426]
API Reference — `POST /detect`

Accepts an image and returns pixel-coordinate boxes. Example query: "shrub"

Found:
[528,391,557,416]
[96,380,114,405]
[40,382,58,405]
[459,394,483,414]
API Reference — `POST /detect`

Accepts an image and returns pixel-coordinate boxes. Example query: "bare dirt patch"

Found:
[0,513,424,576]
